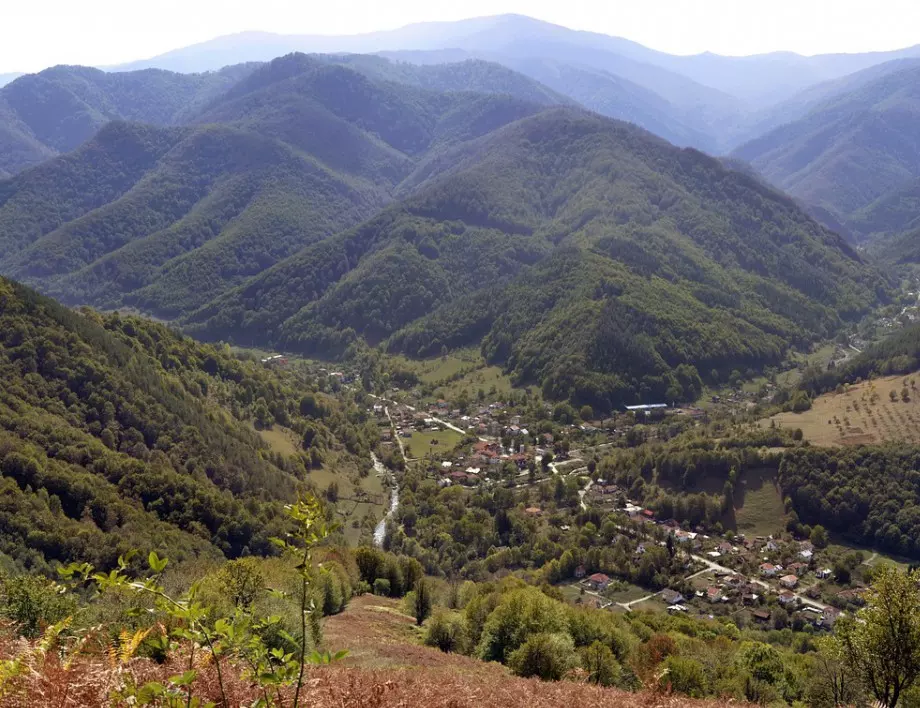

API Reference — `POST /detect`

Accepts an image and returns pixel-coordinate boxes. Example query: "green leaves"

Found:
[148,551,169,574]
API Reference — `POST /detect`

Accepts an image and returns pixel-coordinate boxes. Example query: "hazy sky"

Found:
[3,0,920,73]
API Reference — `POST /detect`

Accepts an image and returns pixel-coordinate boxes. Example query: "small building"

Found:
[816,568,833,580]
[780,574,799,589]
[706,586,724,603]
[660,589,686,605]
[574,565,586,579]
[759,563,779,577]
[821,607,842,628]
[752,609,771,622]
[778,591,798,606]
[799,549,814,561]
[585,573,611,592]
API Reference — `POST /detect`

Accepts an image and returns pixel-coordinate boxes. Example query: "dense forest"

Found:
[188,108,883,411]
[0,277,374,573]
[778,445,920,556]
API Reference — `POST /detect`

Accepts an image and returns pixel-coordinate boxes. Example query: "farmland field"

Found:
[730,467,785,536]
[761,374,920,445]
[405,428,464,459]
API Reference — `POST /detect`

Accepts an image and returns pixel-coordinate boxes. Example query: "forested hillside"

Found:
[0,55,550,316]
[0,64,254,176]
[186,108,882,412]
[0,277,374,573]
[732,62,920,243]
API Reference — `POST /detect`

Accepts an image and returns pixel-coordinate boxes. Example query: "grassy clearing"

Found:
[256,425,300,456]
[605,583,652,603]
[762,374,920,446]
[827,538,912,572]
[631,598,669,613]
[730,467,785,537]
[406,428,464,459]
[390,351,539,405]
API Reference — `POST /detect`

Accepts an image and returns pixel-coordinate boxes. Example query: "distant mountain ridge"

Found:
[113,14,920,106]
[0,63,256,176]
[732,61,920,248]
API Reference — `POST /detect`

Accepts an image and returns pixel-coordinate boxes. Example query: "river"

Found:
[372,452,398,547]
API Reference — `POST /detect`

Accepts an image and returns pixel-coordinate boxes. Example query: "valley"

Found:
[3,10,920,707]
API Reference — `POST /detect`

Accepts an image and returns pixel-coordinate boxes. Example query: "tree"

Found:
[810,524,829,549]
[425,610,467,653]
[579,405,594,422]
[507,632,578,681]
[413,578,432,626]
[580,640,622,686]
[477,587,568,662]
[809,636,862,707]
[835,567,920,707]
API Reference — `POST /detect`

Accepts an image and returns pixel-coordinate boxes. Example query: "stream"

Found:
[372,452,398,547]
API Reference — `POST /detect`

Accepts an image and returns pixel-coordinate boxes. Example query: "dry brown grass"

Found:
[762,375,920,446]
[0,596,743,707]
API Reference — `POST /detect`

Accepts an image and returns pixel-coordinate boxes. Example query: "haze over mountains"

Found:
[107,14,920,153]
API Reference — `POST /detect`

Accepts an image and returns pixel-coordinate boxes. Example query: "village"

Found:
[364,387,874,637]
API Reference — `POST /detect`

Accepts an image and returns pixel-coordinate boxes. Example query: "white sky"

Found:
[2,0,920,73]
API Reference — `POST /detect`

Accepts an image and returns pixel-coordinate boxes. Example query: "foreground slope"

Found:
[0,277,372,571]
[187,108,881,411]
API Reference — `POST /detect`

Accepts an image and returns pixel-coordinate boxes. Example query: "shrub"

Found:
[0,574,76,638]
[579,640,622,686]
[508,632,578,681]
[373,578,391,596]
[662,655,708,697]
[424,610,469,653]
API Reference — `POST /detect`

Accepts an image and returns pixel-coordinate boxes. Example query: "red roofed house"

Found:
[585,573,611,591]
[780,574,799,589]
[760,563,779,577]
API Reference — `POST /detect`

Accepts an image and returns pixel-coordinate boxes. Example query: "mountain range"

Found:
[0,51,886,412]
[104,14,920,154]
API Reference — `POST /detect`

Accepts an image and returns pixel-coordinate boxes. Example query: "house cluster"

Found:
[434,439,538,486]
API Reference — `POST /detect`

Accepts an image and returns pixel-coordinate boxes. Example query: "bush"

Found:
[662,655,708,697]
[508,632,578,681]
[0,574,77,639]
[373,578,391,596]
[424,610,469,653]
[580,640,622,686]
